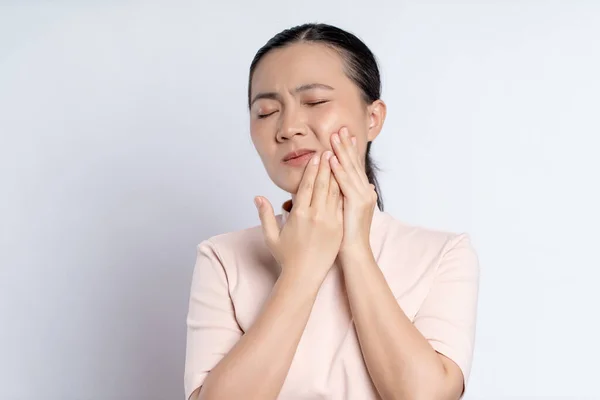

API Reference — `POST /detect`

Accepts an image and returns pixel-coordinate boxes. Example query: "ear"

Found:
[366,99,387,142]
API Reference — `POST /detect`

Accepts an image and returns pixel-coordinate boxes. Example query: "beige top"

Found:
[184,201,480,399]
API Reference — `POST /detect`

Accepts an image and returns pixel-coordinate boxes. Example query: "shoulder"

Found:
[378,211,476,259]
[375,212,479,297]
[203,223,264,255]
[194,215,281,287]
[199,217,277,260]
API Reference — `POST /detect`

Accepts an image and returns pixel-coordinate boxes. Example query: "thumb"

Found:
[254,196,279,245]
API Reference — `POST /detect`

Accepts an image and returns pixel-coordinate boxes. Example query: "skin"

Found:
[248,42,381,197]
[193,42,464,400]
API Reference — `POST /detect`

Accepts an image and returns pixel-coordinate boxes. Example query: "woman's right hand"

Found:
[254,150,344,281]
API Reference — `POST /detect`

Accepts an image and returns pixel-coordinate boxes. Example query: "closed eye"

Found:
[306,100,329,106]
[257,111,278,119]
[257,100,328,118]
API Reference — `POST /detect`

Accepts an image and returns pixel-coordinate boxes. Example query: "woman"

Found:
[184,23,479,400]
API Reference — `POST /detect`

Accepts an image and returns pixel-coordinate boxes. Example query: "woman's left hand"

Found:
[329,126,378,259]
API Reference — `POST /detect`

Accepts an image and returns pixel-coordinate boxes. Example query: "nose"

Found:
[276,107,307,142]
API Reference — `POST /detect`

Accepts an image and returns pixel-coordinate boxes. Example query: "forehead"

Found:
[251,42,348,93]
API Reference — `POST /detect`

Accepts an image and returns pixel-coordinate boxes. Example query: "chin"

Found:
[272,176,302,196]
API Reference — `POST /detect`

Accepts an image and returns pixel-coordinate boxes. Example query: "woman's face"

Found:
[249,42,385,195]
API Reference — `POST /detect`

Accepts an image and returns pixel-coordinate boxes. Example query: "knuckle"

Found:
[294,208,307,219]
[310,212,322,223]
[357,198,369,208]
[313,211,332,225]
[301,181,313,191]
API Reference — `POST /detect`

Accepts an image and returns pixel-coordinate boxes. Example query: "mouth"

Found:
[282,149,317,166]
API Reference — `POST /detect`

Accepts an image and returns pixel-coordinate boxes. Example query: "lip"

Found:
[282,149,316,162]
[282,149,317,166]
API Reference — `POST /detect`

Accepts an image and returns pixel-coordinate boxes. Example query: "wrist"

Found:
[278,266,327,291]
[339,242,373,262]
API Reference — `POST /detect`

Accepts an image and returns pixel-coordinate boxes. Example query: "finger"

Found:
[351,136,370,186]
[294,153,320,209]
[341,128,369,186]
[311,151,332,209]
[330,155,359,198]
[327,172,341,210]
[254,196,279,245]
[332,128,365,189]
[350,136,360,164]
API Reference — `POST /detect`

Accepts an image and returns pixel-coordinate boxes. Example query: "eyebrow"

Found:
[250,83,335,108]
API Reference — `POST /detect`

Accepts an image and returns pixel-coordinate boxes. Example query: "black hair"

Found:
[248,23,384,210]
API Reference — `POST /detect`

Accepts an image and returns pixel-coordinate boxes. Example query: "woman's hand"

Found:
[255,150,344,282]
[329,126,378,258]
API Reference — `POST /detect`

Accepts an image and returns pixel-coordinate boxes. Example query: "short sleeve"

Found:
[184,240,243,400]
[412,233,480,389]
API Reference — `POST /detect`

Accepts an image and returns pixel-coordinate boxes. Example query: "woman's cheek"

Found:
[249,127,272,164]
[311,107,343,146]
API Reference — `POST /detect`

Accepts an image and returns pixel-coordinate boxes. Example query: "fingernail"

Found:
[351,137,356,146]
[254,197,262,208]
[332,133,340,144]
[324,151,332,160]
[341,127,349,137]
[312,154,320,165]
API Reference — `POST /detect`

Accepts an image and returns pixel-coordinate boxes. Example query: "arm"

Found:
[326,127,479,399]
[339,234,479,400]
[184,241,323,400]
[187,150,344,400]
[190,268,323,400]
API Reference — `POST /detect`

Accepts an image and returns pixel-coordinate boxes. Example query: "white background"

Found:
[1,1,599,399]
